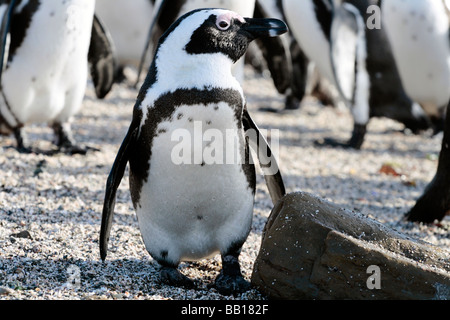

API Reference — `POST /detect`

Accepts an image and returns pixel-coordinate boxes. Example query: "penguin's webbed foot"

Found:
[314,137,361,149]
[160,266,196,289]
[284,94,301,110]
[214,271,251,296]
[13,127,33,154]
[315,123,367,150]
[57,143,100,156]
[52,122,99,155]
[212,254,251,296]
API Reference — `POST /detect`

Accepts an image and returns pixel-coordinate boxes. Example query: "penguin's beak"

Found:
[241,18,288,39]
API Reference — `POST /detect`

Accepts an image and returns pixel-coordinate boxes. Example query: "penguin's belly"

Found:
[383,0,450,108]
[135,103,255,264]
[1,0,94,125]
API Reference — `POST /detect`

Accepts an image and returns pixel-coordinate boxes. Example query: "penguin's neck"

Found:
[138,52,245,127]
[155,51,241,92]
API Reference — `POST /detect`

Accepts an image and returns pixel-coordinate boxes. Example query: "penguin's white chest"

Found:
[1,0,95,125]
[383,0,450,108]
[135,102,255,263]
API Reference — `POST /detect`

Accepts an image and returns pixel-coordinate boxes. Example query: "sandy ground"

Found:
[0,67,449,300]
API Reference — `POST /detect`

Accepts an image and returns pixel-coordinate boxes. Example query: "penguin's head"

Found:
[155,8,288,65]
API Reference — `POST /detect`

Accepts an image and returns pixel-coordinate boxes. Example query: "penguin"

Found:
[95,0,155,83]
[382,0,450,223]
[281,0,435,149]
[100,9,287,295]
[0,0,115,154]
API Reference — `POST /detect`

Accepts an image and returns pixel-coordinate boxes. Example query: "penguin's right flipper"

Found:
[243,108,286,205]
[0,0,18,134]
[100,122,139,261]
[0,0,16,80]
[88,14,116,99]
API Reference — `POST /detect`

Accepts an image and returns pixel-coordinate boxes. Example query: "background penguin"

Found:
[0,0,115,154]
[382,0,450,223]
[281,0,435,149]
[95,0,155,83]
[100,9,287,295]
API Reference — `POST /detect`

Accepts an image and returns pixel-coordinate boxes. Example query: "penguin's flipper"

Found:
[100,123,138,261]
[329,3,365,105]
[135,0,170,87]
[0,0,17,80]
[88,14,116,99]
[252,0,291,95]
[243,108,286,205]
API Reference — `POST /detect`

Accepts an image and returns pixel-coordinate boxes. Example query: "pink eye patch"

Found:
[216,11,245,30]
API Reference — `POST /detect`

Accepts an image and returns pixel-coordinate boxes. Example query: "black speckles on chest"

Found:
[129,87,246,207]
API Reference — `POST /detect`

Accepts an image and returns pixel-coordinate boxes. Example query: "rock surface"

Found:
[251,192,450,300]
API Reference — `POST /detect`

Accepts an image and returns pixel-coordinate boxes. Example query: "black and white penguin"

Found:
[382,0,450,222]
[0,0,115,154]
[282,0,434,149]
[100,9,287,295]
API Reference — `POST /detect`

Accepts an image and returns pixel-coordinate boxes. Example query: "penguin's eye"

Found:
[216,19,231,31]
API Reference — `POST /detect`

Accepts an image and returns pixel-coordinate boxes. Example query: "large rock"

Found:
[251,192,450,300]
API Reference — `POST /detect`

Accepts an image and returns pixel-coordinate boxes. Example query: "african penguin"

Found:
[100,9,287,295]
[282,0,434,149]
[382,0,450,223]
[0,0,115,154]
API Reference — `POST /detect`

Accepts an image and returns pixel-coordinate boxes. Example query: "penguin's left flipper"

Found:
[135,0,170,86]
[319,3,368,150]
[100,122,139,261]
[252,0,291,96]
[243,108,286,205]
[88,14,116,99]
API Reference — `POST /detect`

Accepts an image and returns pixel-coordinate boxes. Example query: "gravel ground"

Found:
[0,67,449,300]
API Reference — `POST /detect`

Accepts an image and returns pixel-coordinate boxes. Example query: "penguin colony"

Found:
[0,0,448,296]
[282,0,438,149]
